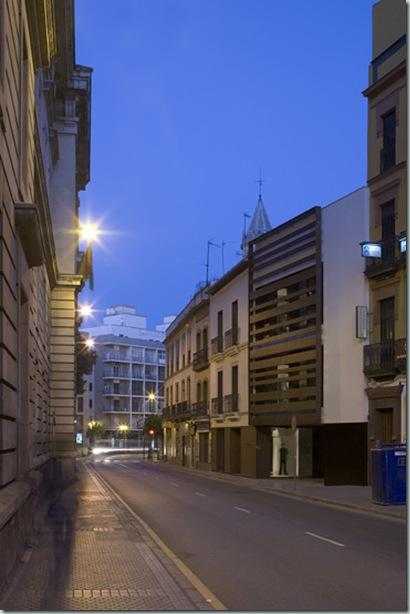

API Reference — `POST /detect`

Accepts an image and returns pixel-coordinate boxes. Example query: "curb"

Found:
[146,459,406,522]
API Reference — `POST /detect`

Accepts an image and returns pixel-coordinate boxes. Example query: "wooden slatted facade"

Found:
[249,207,322,427]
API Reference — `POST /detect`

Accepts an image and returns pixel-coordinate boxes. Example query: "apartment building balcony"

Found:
[211,397,223,418]
[193,348,209,372]
[163,405,177,420]
[224,328,240,353]
[363,339,406,377]
[175,401,191,419]
[103,386,130,396]
[103,407,129,413]
[104,352,129,362]
[224,393,239,416]
[103,369,130,379]
[380,146,395,174]
[364,238,399,279]
[191,401,209,418]
[211,336,223,354]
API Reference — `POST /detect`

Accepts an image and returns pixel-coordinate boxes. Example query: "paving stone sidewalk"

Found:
[0,462,212,611]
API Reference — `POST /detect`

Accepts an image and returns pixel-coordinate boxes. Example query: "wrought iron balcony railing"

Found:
[211,397,223,416]
[224,328,239,349]
[193,348,209,371]
[363,339,406,377]
[364,237,399,278]
[224,393,239,413]
[191,401,209,417]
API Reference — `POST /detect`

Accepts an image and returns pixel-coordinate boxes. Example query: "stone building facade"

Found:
[0,0,91,589]
[361,0,407,455]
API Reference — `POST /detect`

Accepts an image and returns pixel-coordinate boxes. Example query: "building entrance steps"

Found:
[158,461,406,521]
[0,461,216,612]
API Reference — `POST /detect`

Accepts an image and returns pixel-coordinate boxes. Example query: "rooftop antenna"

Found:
[255,167,265,200]
[206,239,220,285]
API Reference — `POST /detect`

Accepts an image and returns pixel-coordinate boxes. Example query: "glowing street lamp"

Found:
[78,303,94,318]
[79,222,100,244]
[147,392,156,402]
[84,337,95,350]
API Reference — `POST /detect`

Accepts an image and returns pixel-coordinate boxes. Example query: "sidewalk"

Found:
[0,461,215,611]
[155,460,407,521]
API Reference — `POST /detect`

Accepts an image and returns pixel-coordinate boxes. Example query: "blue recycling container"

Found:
[371,445,406,505]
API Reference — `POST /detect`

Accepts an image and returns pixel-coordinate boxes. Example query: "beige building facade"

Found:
[163,287,211,469]
[209,260,249,474]
[362,0,407,454]
[0,0,91,589]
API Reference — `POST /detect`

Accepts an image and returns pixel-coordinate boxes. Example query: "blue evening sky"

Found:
[75,0,374,328]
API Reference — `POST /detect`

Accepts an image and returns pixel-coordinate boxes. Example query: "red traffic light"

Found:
[148,429,155,436]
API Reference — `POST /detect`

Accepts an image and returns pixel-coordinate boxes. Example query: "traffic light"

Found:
[148,428,155,437]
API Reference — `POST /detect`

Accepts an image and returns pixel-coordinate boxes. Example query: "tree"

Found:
[75,326,97,395]
[87,420,105,445]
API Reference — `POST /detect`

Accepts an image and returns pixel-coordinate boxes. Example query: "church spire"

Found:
[241,170,272,253]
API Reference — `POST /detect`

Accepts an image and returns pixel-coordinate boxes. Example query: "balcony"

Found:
[163,405,176,420]
[175,401,190,418]
[103,386,129,396]
[191,401,209,418]
[363,339,406,377]
[364,238,399,279]
[103,407,129,413]
[224,393,239,414]
[211,397,223,416]
[103,369,129,379]
[193,348,209,372]
[104,353,129,362]
[211,336,223,355]
[380,146,395,174]
[224,328,239,350]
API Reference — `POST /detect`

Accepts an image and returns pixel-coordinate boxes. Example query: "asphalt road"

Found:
[92,454,407,611]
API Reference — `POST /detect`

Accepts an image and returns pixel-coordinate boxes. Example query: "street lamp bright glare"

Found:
[147,392,156,402]
[118,424,128,433]
[79,222,100,244]
[78,304,93,318]
[85,338,95,350]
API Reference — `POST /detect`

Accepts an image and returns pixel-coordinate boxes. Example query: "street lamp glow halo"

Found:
[85,338,95,350]
[78,303,94,318]
[79,222,100,244]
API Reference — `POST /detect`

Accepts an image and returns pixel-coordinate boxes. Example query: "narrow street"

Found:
[93,454,406,612]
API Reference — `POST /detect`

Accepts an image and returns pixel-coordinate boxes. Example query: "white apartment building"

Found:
[79,306,174,438]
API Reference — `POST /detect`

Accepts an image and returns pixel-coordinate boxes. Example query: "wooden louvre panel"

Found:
[249,207,322,427]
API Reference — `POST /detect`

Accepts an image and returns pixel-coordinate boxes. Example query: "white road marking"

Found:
[234,506,251,514]
[195,492,206,497]
[118,463,128,469]
[305,532,345,547]
[171,482,180,487]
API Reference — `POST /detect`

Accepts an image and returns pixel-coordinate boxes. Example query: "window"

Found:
[77,397,84,413]
[203,380,208,402]
[232,301,238,343]
[232,365,238,399]
[187,377,191,401]
[132,381,143,395]
[197,381,201,402]
[113,383,120,394]
[381,201,395,260]
[380,297,395,342]
[175,382,179,403]
[89,400,92,409]
[182,380,186,401]
[89,382,93,392]
[202,328,208,352]
[217,311,223,352]
[217,371,223,413]
[196,331,201,352]
[381,109,396,172]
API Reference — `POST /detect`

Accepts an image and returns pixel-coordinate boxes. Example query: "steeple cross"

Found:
[255,168,264,198]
